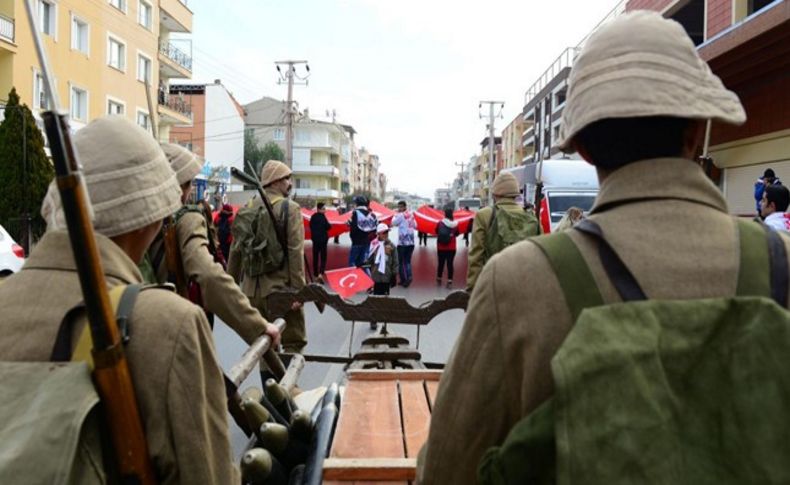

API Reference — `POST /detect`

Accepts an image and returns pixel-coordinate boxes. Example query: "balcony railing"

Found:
[159,41,192,72]
[158,90,192,119]
[0,14,14,43]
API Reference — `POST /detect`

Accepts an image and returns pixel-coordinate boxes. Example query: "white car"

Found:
[0,224,25,276]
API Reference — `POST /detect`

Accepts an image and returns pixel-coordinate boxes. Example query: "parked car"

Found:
[0,225,25,276]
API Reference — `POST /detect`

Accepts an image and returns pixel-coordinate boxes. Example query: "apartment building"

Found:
[245,97,350,204]
[0,0,192,138]
[168,80,244,198]
[473,136,502,202]
[502,112,530,170]
[628,0,790,214]
[521,47,575,165]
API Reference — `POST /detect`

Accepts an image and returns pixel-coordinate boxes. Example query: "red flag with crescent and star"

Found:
[324,267,374,299]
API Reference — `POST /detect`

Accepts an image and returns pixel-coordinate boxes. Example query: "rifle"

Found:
[163,216,188,297]
[22,0,156,483]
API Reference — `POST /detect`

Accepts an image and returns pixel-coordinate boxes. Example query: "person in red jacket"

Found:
[214,203,235,263]
[435,207,459,288]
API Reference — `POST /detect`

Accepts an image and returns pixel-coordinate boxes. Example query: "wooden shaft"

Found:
[44,112,156,483]
[228,319,286,387]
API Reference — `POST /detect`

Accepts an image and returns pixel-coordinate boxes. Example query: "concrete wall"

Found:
[204,84,243,179]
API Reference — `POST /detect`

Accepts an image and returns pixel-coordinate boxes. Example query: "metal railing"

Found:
[0,14,14,43]
[523,47,579,105]
[523,0,627,106]
[159,41,192,71]
[158,90,192,119]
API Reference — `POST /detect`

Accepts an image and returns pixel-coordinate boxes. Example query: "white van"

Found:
[505,159,599,233]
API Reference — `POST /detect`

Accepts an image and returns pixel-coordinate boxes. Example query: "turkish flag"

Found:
[324,267,374,299]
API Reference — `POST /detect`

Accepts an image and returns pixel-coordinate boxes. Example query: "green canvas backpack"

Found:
[232,198,288,277]
[0,284,144,485]
[478,219,790,485]
[484,205,540,261]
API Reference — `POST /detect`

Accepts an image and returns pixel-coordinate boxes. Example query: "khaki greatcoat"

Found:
[153,209,269,344]
[466,198,540,291]
[0,231,237,485]
[228,189,307,352]
[418,158,790,484]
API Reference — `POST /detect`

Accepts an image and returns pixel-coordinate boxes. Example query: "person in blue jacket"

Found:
[755,168,781,216]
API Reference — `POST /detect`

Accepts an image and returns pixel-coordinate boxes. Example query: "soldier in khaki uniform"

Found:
[418,12,772,484]
[228,160,307,352]
[0,116,237,484]
[466,172,540,291]
[150,143,280,346]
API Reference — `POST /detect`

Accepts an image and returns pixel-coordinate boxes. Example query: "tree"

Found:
[0,88,54,249]
[244,129,285,178]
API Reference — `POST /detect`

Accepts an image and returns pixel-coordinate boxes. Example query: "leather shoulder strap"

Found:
[532,232,604,322]
[51,284,143,364]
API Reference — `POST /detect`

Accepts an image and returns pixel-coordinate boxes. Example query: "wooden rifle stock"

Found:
[162,216,188,297]
[42,113,157,484]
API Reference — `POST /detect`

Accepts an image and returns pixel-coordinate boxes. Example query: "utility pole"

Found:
[454,160,467,198]
[479,100,504,206]
[275,60,310,168]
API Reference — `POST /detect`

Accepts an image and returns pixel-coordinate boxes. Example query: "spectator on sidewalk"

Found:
[760,184,790,232]
[436,208,459,288]
[392,200,417,287]
[309,202,332,280]
[214,203,235,263]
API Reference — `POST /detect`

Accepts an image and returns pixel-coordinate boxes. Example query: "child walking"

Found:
[366,223,399,330]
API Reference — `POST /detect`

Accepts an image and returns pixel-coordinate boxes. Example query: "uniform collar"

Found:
[590,158,728,215]
[23,230,143,284]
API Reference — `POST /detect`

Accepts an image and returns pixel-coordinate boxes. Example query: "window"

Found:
[38,0,56,37]
[107,98,124,115]
[70,86,88,122]
[109,0,126,12]
[107,36,126,71]
[71,15,89,55]
[137,53,151,83]
[33,72,50,110]
[273,128,285,141]
[136,110,150,130]
[138,0,152,29]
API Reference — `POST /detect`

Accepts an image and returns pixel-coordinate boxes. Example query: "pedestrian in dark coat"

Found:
[309,202,332,278]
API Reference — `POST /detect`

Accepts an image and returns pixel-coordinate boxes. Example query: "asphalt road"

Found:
[212,230,469,455]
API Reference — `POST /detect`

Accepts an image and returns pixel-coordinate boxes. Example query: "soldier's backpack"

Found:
[484,205,540,260]
[477,219,790,485]
[0,284,143,485]
[232,198,289,277]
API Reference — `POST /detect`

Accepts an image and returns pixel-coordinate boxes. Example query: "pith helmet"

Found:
[557,10,745,152]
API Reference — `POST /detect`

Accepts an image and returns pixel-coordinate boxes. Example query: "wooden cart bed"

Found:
[324,370,442,484]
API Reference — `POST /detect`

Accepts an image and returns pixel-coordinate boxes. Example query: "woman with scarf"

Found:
[435,208,460,288]
[365,223,399,330]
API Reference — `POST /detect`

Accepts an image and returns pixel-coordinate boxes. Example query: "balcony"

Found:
[159,41,192,79]
[157,92,192,125]
[159,0,192,33]
[0,14,15,50]
[294,188,341,199]
[292,163,340,178]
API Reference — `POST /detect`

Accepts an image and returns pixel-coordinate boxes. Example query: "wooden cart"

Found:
[324,369,441,483]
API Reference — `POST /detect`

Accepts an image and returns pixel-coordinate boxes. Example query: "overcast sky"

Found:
[186,0,619,198]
